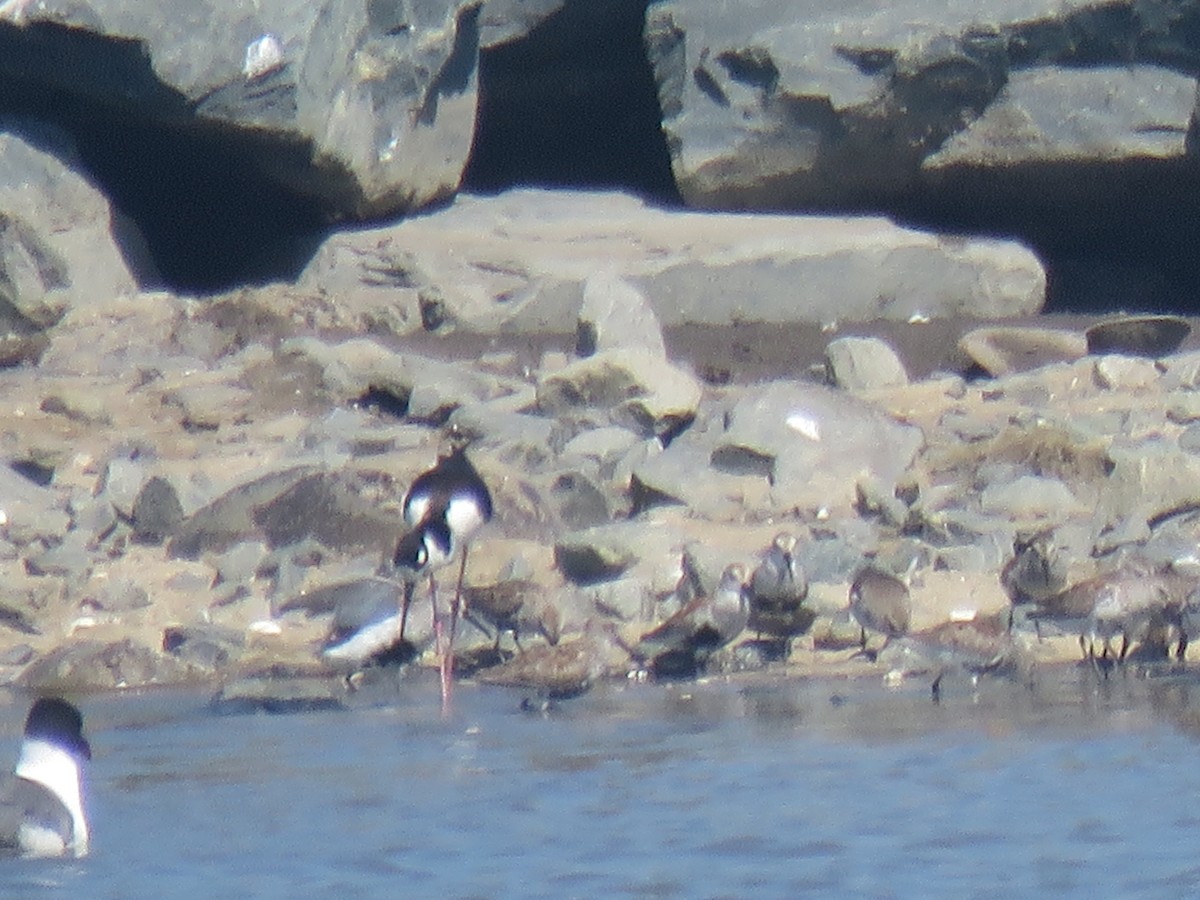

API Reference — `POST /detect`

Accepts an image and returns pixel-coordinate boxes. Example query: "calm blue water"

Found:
[2,667,1200,898]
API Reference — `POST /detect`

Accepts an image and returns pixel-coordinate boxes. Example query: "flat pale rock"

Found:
[825,336,909,391]
[299,190,1047,334]
[954,326,1087,377]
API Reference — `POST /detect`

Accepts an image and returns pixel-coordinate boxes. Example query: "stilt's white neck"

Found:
[15,738,89,857]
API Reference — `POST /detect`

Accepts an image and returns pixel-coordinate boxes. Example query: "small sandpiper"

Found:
[397,442,493,710]
[880,610,1016,702]
[849,565,912,658]
[0,698,91,858]
[633,562,749,678]
[1001,528,1069,607]
[748,532,812,642]
[1075,563,1192,664]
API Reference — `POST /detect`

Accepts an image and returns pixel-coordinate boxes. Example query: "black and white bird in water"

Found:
[0,698,90,858]
[396,443,493,710]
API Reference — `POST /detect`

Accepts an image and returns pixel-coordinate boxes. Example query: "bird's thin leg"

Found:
[428,571,451,712]
[398,581,414,644]
[451,546,470,646]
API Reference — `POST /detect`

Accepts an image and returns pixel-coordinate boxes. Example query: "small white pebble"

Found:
[785,411,821,441]
[949,608,978,623]
[69,616,98,634]
[243,34,284,80]
[907,312,930,324]
[248,619,282,636]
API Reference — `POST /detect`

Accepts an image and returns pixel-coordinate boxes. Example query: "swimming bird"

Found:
[398,443,493,709]
[748,532,812,640]
[849,566,912,658]
[0,698,90,858]
[633,562,749,678]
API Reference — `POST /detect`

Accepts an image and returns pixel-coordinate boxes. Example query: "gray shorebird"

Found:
[477,621,619,702]
[0,698,90,858]
[397,444,493,710]
[849,566,912,657]
[634,562,749,678]
[318,577,429,668]
[748,532,812,640]
[1074,563,1193,664]
[881,610,1015,702]
[1001,528,1068,606]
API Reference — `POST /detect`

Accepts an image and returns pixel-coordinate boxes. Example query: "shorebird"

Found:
[849,566,912,658]
[477,620,619,703]
[397,443,493,709]
[633,562,749,678]
[0,698,90,858]
[880,610,1015,702]
[1073,563,1193,664]
[748,532,812,641]
[1001,528,1068,606]
[318,576,428,669]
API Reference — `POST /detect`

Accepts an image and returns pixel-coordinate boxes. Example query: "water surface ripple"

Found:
[3,666,1200,898]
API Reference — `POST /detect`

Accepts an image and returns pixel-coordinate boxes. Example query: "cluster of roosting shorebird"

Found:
[318,439,1200,709]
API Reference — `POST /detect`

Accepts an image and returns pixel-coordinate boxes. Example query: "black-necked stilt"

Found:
[848,566,912,658]
[748,532,812,640]
[0,697,90,858]
[397,444,493,709]
[634,562,749,678]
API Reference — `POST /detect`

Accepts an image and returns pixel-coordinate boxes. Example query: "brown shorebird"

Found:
[849,566,911,657]
[633,562,749,678]
[477,622,619,702]
[1001,528,1068,606]
[748,532,813,641]
[1071,563,1194,664]
[882,610,1015,702]
[397,443,493,712]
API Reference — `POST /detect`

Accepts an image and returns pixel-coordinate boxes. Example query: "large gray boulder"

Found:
[633,380,924,517]
[0,122,145,360]
[0,0,527,218]
[644,1,1199,208]
[298,189,1046,331]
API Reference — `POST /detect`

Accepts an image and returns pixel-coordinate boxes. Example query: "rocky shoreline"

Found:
[1,224,1197,707]
[4,0,1200,714]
